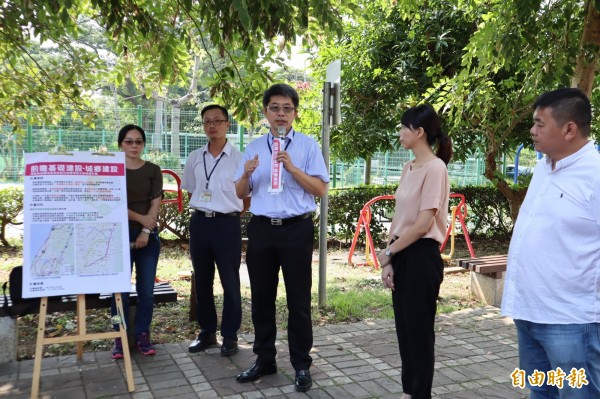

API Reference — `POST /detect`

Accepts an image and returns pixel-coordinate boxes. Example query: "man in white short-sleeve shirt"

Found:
[501,88,600,398]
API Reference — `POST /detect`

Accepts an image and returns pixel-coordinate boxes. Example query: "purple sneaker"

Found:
[136,332,156,356]
[111,338,124,360]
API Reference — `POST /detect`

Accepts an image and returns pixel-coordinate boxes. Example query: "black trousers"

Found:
[189,211,242,339]
[246,215,314,371]
[391,238,444,399]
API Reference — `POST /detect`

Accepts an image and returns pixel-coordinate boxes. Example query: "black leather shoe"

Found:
[220,337,238,357]
[188,333,217,353]
[294,369,312,392]
[236,362,277,383]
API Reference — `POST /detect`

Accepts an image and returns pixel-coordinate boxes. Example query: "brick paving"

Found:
[0,306,529,398]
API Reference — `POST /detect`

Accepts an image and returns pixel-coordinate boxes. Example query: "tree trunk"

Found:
[491,1,600,225]
[111,85,120,131]
[151,56,201,154]
[153,99,163,150]
[171,106,181,161]
[571,0,600,96]
[484,141,527,226]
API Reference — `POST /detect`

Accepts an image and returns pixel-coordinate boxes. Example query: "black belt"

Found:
[254,213,310,226]
[192,209,240,217]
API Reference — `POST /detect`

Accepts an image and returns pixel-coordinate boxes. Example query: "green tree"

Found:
[1,0,351,130]
[427,0,600,221]
[312,0,600,221]
[310,0,476,182]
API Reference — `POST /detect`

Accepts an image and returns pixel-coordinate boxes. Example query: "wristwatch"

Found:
[141,227,152,234]
[385,247,393,257]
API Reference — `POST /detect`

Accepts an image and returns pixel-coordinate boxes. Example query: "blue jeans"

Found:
[514,319,600,399]
[111,227,160,335]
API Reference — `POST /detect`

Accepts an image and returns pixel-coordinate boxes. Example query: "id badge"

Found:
[200,189,212,202]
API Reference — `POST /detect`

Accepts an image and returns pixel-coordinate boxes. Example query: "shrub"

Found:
[322,185,396,247]
[0,180,516,247]
[159,191,190,240]
[145,150,181,170]
[455,185,513,238]
[323,183,514,248]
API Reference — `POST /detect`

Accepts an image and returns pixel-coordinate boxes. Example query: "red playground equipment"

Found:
[347,195,395,269]
[440,193,476,260]
[347,193,475,269]
[155,169,183,283]
[161,169,184,213]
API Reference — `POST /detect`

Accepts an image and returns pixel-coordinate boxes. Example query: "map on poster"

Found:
[23,151,131,298]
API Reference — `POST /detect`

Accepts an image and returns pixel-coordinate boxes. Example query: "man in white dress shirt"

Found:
[182,104,249,357]
[234,84,329,392]
[501,88,600,398]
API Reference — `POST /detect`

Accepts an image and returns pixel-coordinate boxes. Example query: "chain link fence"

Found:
[2,106,501,186]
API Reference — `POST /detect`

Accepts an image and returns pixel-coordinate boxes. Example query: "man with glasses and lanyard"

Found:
[182,104,250,357]
[234,83,329,392]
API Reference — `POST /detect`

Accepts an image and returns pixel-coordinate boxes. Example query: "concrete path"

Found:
[0,306,528,398]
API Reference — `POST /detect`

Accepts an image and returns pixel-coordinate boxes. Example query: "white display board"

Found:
[22,151,131,298]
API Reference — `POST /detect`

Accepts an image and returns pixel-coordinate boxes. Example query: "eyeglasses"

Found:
[202,120,228,126]
[266,105,296,114]
[122,139,144,146]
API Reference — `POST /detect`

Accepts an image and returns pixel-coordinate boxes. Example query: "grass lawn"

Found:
[0,234,509,360]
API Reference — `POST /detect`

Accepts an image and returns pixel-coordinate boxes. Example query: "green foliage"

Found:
[159,191,190,241]
[326,185,396,246]
[144,150,181,170]
[0,186,24,246]
[1,0,352,133]
[317,279,395,322]
[0,181,518,247]
[309,0,597,224]
[311,0,476,162]
[326,183,518,248]
[454,185,516,238]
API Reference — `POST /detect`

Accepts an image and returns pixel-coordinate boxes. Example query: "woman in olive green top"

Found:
[111,124,163,359]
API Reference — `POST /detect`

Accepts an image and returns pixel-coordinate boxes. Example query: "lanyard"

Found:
[203,151,225,189]
[267,135,292,154]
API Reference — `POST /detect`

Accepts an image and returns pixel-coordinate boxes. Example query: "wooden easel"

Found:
[30,293,134,398]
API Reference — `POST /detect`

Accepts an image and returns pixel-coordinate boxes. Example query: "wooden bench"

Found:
[457,254,508,279]
[456,254,508,307]
[0,282,177,362]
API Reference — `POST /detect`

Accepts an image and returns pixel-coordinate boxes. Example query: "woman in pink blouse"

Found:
[377,104,452,399]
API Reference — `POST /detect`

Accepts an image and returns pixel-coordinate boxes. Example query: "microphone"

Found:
[277,126,285,187]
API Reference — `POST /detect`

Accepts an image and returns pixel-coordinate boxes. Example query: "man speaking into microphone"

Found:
[234,83,329,392]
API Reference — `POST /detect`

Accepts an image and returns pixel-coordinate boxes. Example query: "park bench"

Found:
[0,282,177,363]
[456,254,508,308]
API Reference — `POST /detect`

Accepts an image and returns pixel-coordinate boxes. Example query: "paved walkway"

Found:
[0,306,528,398]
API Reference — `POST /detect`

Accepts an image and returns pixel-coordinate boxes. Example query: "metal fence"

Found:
[1,106,498,186]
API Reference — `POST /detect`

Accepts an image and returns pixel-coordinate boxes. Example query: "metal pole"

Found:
[238,124,244,151]
[137,105,142,127]
[332,162,337,188]
[319,82,331,307]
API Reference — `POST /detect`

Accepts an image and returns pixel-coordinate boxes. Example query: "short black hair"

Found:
[534,88,591,137]
[262,83,299,109]
[201,104,229,120]
[118,124,146,146]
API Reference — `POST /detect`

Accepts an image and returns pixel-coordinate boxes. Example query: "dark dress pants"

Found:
[189,211,242,338]
[392,238,444,399]
[246,216,314,371]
